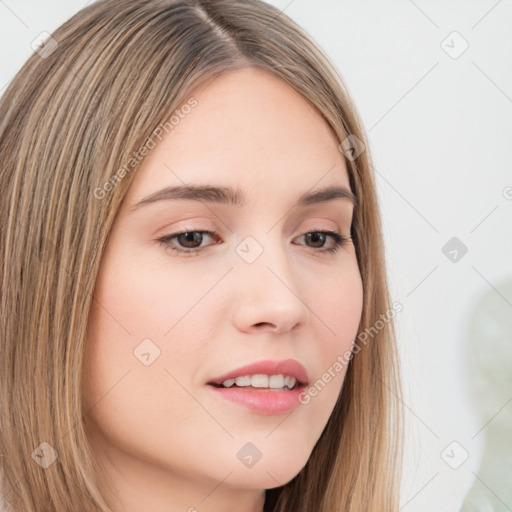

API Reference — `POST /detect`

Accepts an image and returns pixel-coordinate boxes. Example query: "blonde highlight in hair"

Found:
[0,1,402,510]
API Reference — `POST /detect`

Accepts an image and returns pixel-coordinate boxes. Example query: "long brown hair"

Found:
[0,1,402,510]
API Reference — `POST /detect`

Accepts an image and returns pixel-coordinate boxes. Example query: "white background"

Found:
[1,1,511,510]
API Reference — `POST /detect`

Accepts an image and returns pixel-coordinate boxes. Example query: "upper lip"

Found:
[208,358,309,386]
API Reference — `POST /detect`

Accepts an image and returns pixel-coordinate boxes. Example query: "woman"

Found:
[0,1,402,510]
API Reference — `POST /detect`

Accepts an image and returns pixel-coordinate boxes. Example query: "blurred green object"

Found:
[460,278,512,511]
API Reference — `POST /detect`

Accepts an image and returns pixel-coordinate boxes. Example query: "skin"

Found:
[82,67,363,512]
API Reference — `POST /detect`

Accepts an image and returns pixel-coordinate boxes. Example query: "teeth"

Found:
[269,375,284,388]
[221,374,297,390]
[235,376,251,386]
[251,374,268,388]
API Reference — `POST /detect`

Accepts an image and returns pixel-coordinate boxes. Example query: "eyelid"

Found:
[156,225,352,257]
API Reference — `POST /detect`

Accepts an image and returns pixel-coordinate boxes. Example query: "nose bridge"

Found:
[231,230,309,333]
[236,230,295,290]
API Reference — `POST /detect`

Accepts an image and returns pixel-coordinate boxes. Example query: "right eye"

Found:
[157,230,220,256]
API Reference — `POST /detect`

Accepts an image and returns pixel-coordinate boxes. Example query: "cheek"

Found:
[310,258,364,360]
[294,260,363,420]
[90,251,221,343]
[322,268,363,341]
[81,256,199,400]
[81,255,222,452]
[82,291,214,477]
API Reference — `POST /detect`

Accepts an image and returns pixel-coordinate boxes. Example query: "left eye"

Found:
[157,229,350,256]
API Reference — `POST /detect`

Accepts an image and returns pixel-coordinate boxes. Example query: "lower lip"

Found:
[207,385,304,415]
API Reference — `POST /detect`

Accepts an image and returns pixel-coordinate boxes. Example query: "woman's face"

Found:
[83,67,363,508]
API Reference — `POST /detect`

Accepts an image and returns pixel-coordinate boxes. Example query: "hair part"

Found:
[0,1,402,510]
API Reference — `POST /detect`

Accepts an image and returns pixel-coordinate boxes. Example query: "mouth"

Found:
[208,373,300,391]
[206,359,309,415]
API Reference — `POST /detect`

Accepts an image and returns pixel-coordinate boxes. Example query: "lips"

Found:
[206,359,310,415]
[207,358,309,387]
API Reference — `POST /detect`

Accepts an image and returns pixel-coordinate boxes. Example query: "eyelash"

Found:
[156,229,351,257]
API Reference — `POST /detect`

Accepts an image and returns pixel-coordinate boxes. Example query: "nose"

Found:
[231,239,310,335]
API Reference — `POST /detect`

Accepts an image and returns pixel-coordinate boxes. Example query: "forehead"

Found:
[125,67,352,206]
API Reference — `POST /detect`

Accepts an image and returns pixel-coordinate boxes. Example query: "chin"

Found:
[223,447,310,490]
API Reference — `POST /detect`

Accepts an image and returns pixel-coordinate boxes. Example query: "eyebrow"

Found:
[130,183,357,211]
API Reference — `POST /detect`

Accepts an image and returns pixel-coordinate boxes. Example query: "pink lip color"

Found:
[207,358,309,415]
[208,359,309,386]
[208,385,304,415]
